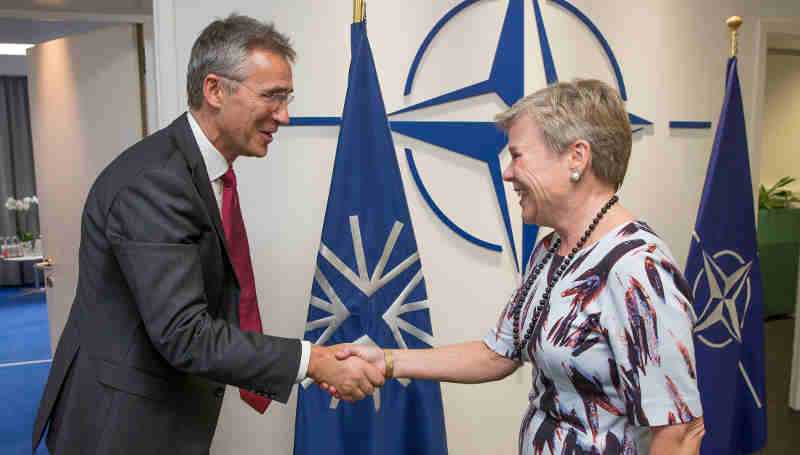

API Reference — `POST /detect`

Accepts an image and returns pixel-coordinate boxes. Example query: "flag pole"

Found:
[726,16,742,58]
[353,0,365,23]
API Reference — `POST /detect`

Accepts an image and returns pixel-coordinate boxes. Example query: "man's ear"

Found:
[568,139,591,174]
[203,74,226,110]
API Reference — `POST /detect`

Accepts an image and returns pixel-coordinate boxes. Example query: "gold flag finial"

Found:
[354,0,365,23]
[727,16,742,57]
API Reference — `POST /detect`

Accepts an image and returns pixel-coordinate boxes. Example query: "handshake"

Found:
[307,343,388,403]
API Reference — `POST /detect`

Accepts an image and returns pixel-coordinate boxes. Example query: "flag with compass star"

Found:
[293,20,447,455]
[684,57,766,455]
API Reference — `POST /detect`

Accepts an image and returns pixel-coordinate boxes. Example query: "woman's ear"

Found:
[567,139,591,174]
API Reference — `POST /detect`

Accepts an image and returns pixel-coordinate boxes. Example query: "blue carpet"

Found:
[0,287,52,364]
[0,362,51,454]
[0,286,52,454]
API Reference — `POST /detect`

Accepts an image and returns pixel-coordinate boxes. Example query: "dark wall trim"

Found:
[768,48,800,56]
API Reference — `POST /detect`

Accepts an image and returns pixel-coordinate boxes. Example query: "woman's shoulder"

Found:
[614,220,662,243]
[591,221,681,279]
[604,220,677,261]
[598,221,693,303]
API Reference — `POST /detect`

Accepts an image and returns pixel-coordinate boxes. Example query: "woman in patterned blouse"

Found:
[326,79,705,455]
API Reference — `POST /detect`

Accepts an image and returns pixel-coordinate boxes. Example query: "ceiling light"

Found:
[0,44,34,56]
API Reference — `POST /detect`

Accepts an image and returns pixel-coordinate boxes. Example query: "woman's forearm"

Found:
[392,341,519,384]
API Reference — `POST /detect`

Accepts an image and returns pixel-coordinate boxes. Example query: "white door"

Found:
[28,24,144,350]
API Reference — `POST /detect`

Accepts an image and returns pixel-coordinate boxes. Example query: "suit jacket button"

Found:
[214,387,225,398]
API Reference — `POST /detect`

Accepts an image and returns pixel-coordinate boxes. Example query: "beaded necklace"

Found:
[511,195,619,358]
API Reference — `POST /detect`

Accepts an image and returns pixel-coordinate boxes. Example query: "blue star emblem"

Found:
[289,0,653,272]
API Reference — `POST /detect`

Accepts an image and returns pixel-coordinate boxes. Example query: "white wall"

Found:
[153,1,800,454]
[760,51,800,192]
[28,24,143,350]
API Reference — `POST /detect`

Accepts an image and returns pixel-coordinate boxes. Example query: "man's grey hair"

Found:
[495,79,632,189]
[187,14,296,110]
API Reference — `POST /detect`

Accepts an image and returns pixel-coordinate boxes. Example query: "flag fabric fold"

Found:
[293,21,447,455]
[685,57,767,454]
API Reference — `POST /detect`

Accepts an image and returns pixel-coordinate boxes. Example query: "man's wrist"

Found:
[295,340,311,383]
[306,344,325,380]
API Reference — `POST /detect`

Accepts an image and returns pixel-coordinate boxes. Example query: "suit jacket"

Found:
[32,114,302,454]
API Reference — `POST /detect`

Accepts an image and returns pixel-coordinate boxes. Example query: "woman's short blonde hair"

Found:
[495,79,632,189]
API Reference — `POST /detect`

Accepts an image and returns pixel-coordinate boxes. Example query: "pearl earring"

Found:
[570,170,581,182]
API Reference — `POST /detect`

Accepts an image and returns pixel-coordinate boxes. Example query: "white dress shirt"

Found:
[187,111,310,383]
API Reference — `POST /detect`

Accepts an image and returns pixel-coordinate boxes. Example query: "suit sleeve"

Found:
[106,166,301,402]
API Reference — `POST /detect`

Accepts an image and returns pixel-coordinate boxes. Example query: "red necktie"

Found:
[220,167,271,413]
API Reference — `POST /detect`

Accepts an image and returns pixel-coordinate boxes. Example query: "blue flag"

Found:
[293,21,448,455]
[685,57,767,454]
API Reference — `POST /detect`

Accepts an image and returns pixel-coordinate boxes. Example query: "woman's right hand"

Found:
[317,344,386,397]
[335,344,386,375]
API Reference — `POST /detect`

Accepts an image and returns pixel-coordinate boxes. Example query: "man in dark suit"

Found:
[32,15,384,454]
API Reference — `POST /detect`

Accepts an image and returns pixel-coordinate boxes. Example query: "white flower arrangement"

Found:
[6,195,38,211]
[5,195,40,242]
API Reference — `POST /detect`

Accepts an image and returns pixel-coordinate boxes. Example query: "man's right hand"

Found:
[316,344,386,398]
[307,344,384,402]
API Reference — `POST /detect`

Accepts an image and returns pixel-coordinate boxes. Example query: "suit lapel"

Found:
[169,114,239,289]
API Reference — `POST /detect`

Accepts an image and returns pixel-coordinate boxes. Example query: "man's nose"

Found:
[502,163,513,181]
[273,102,290,125]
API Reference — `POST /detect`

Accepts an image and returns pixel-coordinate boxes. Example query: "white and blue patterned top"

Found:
[485,221,703,455]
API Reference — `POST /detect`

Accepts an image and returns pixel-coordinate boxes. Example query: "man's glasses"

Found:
[219,75,294,107]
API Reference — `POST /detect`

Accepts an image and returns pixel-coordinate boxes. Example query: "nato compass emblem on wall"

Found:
[290,0,710,271]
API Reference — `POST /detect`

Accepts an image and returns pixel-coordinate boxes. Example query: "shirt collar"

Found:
[187,110,229,182]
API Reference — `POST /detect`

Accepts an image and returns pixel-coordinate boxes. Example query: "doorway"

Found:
[753,17,800,455]
[0,11,153,455]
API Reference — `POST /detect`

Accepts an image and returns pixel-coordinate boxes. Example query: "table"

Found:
[1,254,45,299]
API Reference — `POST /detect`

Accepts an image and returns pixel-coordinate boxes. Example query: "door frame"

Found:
[152,0,181,130]
[751,16,800,411]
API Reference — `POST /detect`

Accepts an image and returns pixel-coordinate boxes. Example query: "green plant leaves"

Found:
[760,176,800,210]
